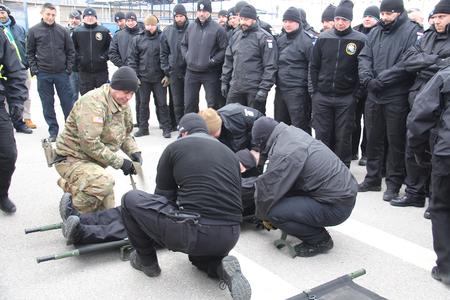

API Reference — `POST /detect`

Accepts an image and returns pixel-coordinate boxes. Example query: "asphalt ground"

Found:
[1,75,449,299]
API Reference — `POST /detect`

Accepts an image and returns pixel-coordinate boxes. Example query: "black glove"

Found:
[367,79,383,93]
[208,58,216,67]
[9,104,24,121]
[221,83,229,99]
[414,151,432,168]
[121,159,137,175]
[130,152,143,165]
[254,90,268,103]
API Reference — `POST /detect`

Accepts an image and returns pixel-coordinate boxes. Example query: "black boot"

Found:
[294,236,334,257]
[390,195,425,207]
[218,256,251,300]
[62,215,81,245]
[59,193,80,221]
[431,266,450,285]
[358,181,381,192]
[129,250,161,277]
[162,128,171,138]
[0,196,16,214]
[134,128,149,137]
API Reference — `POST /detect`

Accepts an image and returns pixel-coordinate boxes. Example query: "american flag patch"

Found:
[93,116,103,124]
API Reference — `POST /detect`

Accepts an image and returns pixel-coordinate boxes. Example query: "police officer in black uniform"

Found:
[0,28,28,213]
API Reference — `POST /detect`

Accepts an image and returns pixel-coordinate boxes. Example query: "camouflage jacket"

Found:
[56,84,139,169]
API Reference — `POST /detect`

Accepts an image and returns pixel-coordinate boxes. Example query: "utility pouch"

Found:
[41,138,57,167]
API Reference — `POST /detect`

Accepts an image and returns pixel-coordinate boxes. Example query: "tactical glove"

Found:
[130,152,143,165]
[254,90,268,103]
[161,76,170,88]
[121,159,137,175]
[9,104,24,121]
[366,79,383,93]
[221,83,229,99]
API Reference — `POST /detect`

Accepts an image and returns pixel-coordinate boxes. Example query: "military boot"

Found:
[432,266,450,285]
[62,215,81,245]
[134,128,149,137]
[59,193,80,221]
[0,196,16,214]
[129,250,161,277]
[218,256,251,300]
[294,236,334,257]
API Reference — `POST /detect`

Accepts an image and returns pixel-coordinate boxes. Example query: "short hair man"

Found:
[27,2,75,141]
[72,8,111,96]
[120,113,251,299]
[251,117,357,257]
[221,4,277,115]
[55,67,142,214]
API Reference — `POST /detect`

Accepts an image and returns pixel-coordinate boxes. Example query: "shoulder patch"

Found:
[345,42,357,55]
[266,38,273,49]
[95,32,103,41]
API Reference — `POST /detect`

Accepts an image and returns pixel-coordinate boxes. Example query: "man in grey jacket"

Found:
[250,117,357,257]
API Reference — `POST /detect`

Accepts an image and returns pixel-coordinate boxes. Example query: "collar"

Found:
[105,85,122,113]
[334,26,352,36]
[84,22,98,29]
[41,19,55,27]
[286,27,301,39]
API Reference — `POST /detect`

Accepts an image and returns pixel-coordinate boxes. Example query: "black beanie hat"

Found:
[0,5,10,15]
[322,4,337,22]
[235,149,257,170]
[283,7,301,23]
[83,8,97,18]
[197,0,212,13]
[110,66,139,92]
[380,0,404,13]
[114,12,125,22]
[239,5,257,20]
[69,10,81,20]
[173,4,187,17]
[125,12,137,21]
[218,9,228,17]
[364,5,380,20]
[433,0,450,15]
[235,1,249,13]
[335,0,354,21]
[228,7,237,18]
[178,113,208,137]
[251,117,279,152]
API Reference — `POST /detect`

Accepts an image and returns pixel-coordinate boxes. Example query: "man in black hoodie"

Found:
[181,0,228,113]
[160,4,189,127]
[358,0,421,201]
[72,8,111,96]
[310,0,367,168]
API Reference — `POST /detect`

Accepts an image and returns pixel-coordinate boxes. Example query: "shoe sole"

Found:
[358,186,381,192]
[383,194,398,202]
[222,256,251,300]
[390,202,425,208]
[59,193,72,221]
[62,216,80,245]
[432,268,450,285]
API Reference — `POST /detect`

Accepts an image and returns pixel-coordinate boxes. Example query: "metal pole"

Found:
[23,0,29,30]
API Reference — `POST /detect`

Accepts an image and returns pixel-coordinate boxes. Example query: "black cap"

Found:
[83,8,97,18]
[173,4,187,17]
[110,66,140,92]
[235,149,257,170]
[363,6,380,20]
[218,9,228,17]
[178,113,208,137]
[283,7,301,23]
[69,10,81,20]
[114,12,125,22]
[322,4,337,22]
[433,0,450,15]
[125,12,137,21]
[335,0,354,21]
[251,117,279,152]
[228,7,237,18]
[239,4,257,20]
[380,0,404,13]
[0,5,10,15]
[235,1,249,13]
[197,0,212,13]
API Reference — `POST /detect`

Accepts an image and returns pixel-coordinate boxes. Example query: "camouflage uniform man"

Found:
[55,67,141,213]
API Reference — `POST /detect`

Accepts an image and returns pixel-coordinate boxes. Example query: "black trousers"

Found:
[121,190,240,278]
[312,92,356,167]
[431,155,450,274]
[0,103,17,198]
[267,195,355,244]
[364,98,408,190]
[78,207,126,244]
[138,81,170,130]
[352,96,367,157]
[184,70,221,113]
[404,140,431,199]
[226,87,266,115]
[170,76,185,125]
[274,87,311,133]
[79,70,109,96]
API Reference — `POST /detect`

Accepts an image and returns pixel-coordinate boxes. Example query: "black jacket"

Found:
[181,17,228,73]
[1,15,28,69]
[155,132,242,222]
[255,123,357,219]
[222,23,277,93]
[276,28,315,90]
[218,103,263,152]
[0,30,27,106]
[72,23,111,73]
[358,12,421,102]
[310,27,367,96]
[108,25,140,67]
[408,66,450,156]
[27,20,75,75]
[128,29,164,83]
[160,20,189,79]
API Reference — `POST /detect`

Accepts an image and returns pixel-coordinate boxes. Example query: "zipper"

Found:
[90,28,93,72]
[332,39,341,92]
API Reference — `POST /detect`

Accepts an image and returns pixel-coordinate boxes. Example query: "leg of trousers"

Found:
[274,88,291,125]
[404,140,430,198]
[37,72,59,137]
[168,86,177,128]
[135,88,142,126]
[285,88,311,133]
[184,70,202,113]
[226,87,250,106]
[312,92,335,151]
[138,81,152,129]
[53,72,74,120]
[333,94,356,167]
[121,190,240,275]
[267,195,355,244]
[23,73,32,119]
[77,207,127,244]
[431,155,450,274]
[170,76,185,125]
[151,82,171,130]
[0,105,17,198]
[79,72,97,96]
[69,71,80,103]
[202,70,221,109]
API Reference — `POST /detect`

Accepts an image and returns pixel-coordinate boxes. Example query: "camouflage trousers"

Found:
[55,158,115,213]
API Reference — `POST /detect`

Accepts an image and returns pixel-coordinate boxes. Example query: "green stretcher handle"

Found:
[25,223,62,234]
